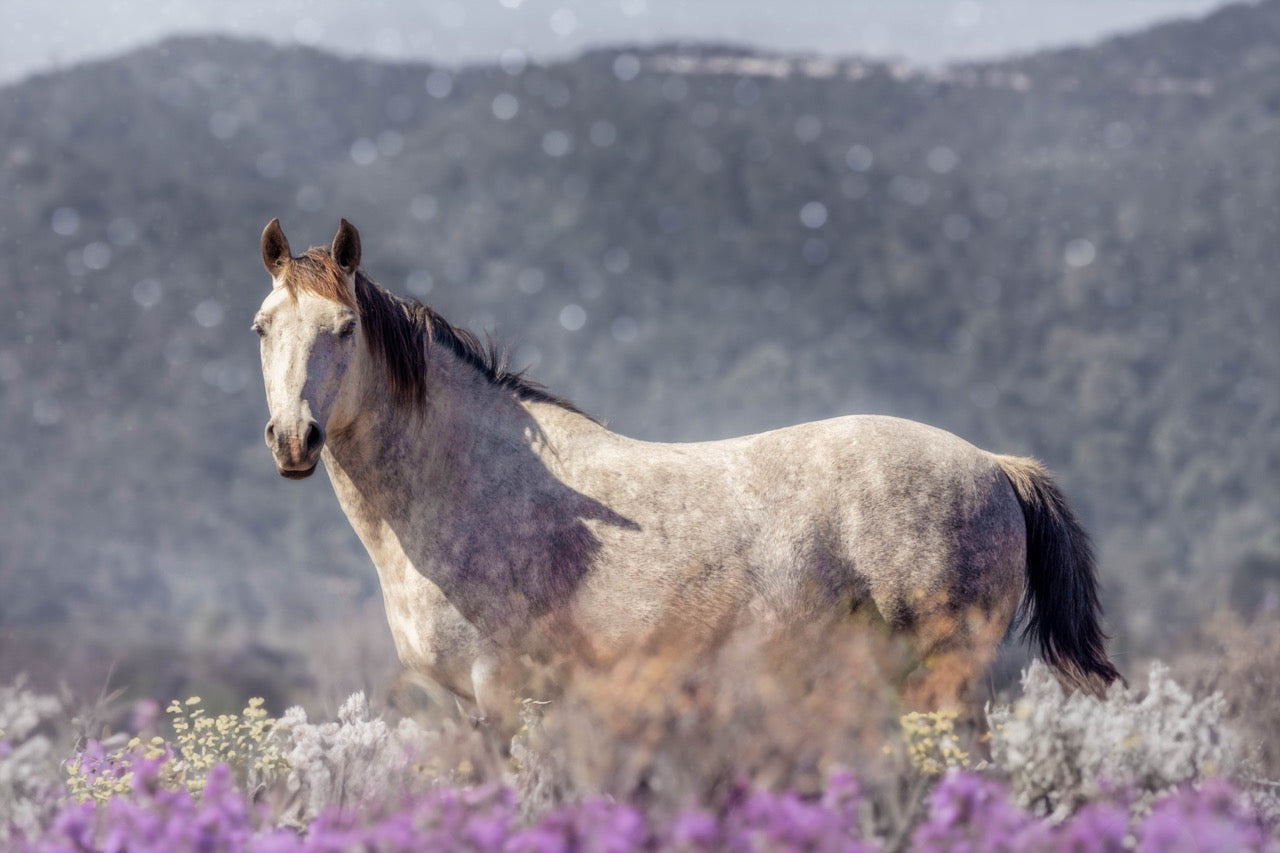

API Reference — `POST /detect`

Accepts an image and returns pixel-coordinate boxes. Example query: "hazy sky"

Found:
[3,0,1237,84]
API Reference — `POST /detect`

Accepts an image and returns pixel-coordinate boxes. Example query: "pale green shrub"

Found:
[0,680,67,839]
[988,661,1240,820]
[272,692,436,826]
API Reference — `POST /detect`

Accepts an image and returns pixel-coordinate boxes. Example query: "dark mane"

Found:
[283,248,587,417]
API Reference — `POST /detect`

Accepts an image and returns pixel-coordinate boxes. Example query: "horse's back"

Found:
[579,413,1025,614]
[733,415,1026,632]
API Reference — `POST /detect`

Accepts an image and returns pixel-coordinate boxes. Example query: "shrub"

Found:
[0,681,68,841]
[987,660,1241,820]
[271,691,438,827]
[166,695,289,797]
[900,711,970,775]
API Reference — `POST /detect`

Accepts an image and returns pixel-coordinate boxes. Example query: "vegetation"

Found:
[4,645,1278,849]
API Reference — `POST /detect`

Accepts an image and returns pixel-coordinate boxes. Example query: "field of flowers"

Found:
[3,644,1278,850]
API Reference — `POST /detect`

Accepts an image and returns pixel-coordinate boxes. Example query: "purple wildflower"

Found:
[912,770,1036,853]
[669,809,720,847]
[1056,801,1130,852]
[509,796,649,853]
[1137,779,1272,853]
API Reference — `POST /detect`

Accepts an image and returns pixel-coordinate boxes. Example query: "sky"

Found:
[2,0,1239,85]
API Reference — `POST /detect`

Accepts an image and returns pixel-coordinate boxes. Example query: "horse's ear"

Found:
[261,218,292,280]
[331,219,361,276]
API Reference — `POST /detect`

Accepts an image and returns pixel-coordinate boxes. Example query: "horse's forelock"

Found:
[278,250,429,409]
[281,248,357,308]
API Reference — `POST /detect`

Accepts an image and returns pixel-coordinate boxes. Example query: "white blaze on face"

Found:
[255,285,359,465]
[256,218,367,476]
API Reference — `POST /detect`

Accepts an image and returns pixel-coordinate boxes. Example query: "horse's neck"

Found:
[321,345,600,583]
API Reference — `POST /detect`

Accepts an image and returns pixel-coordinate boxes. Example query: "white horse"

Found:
[254,218,1121,735]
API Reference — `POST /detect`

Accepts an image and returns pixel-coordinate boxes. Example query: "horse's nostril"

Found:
[305,422,325,454]
[265,421,276,443]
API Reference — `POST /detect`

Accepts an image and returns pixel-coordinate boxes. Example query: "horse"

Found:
[253,218,1121,736]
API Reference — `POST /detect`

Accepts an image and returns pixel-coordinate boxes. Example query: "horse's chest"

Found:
[378,564,481,699]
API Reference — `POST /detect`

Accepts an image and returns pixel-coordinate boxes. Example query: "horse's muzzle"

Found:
[266,418,324,479]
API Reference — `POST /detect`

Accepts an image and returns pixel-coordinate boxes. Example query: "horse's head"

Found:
[254,218,365,479]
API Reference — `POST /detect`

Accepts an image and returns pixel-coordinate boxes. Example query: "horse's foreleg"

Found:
[470,653,528,745]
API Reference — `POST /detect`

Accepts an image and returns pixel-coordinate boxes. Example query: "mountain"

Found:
[2,1,1278,704]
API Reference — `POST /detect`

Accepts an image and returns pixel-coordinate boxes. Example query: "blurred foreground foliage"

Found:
[5,609,1280,848]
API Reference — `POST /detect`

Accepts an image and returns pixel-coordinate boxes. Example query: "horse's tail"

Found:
[994,455,1123,696]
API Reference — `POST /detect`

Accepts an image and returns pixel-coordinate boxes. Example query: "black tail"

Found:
[995,456,1122,695]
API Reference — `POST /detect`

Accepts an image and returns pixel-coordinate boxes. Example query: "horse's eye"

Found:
[251,321,266,338]
[338,320,357,339]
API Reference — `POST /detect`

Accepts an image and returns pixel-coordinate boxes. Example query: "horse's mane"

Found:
[286,248,589,417]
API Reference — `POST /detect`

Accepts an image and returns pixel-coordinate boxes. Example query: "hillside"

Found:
[1,1,1278,702]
